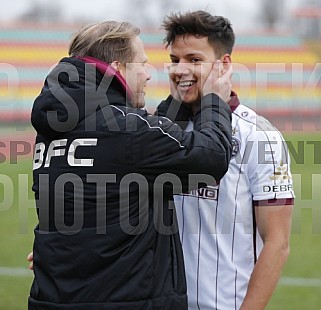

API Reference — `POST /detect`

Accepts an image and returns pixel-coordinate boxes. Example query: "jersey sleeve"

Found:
[247,117,295,204]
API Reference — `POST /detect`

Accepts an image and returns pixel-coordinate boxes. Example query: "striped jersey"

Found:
[174,96,295,310]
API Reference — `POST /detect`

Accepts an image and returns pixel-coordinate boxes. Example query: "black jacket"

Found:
[29,57,232,310]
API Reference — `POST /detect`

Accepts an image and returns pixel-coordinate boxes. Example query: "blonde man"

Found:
[29,20,232,309]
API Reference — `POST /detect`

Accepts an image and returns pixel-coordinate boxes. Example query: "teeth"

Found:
[178,81,194,87]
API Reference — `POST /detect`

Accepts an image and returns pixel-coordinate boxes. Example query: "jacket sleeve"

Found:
[130,93,232,193]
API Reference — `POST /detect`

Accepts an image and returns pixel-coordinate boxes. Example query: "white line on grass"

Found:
[0,267,321,287]
[279,277,321,287]
[0,267,33,277]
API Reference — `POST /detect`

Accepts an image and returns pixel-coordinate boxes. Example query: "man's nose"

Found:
[173,62,193,76]
[146,71,151,81]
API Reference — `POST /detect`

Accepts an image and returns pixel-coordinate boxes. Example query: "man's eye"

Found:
[170,59,179,64]
[191,58,201,63]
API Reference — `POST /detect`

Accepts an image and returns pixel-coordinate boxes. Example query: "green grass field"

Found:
[268,132,321,309]
[0,131,320,309]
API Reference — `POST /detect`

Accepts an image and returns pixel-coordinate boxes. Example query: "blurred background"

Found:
[0,0,320,309]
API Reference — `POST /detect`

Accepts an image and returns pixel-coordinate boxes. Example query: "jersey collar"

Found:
[229,91,240,112]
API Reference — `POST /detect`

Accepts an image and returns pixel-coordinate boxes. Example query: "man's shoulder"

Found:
[233,104,284,141]
[233,104,258,124]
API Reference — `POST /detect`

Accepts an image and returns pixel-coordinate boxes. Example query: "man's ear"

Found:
[110,61,120,71]
[111,61,126,78]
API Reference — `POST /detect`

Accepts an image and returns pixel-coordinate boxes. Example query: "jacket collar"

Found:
[78,56,133,102]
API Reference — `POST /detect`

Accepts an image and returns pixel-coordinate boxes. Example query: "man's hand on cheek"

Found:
[202,61,232,103]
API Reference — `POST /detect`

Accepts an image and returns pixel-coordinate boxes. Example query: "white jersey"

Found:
[174,99,295,310]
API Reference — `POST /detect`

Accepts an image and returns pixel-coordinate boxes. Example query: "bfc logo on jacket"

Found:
[33,138,98,170]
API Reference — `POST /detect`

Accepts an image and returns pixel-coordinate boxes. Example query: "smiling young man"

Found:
[156,11,294,310]
[168,35,231,105]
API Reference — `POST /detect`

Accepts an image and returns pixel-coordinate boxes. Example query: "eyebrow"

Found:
[169,52,204,58]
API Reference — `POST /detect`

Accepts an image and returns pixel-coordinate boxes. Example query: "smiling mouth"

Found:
[177,80,196,88]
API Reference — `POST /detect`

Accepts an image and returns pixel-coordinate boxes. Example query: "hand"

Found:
[168,72,182,102]
[202,61,233,103]
[27,251,34,271]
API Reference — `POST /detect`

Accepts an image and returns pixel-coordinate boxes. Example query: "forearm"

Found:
[240,241,290,310]
[155,93,232,182]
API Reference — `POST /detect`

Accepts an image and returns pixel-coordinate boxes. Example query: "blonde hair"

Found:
[68,21,140,64]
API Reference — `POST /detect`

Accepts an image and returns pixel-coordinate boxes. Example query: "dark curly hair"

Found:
[163,10,235,57]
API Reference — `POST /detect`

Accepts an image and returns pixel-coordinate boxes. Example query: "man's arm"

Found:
[139,93,232,191]
[134,64,232,191]
[240,203,293,310]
